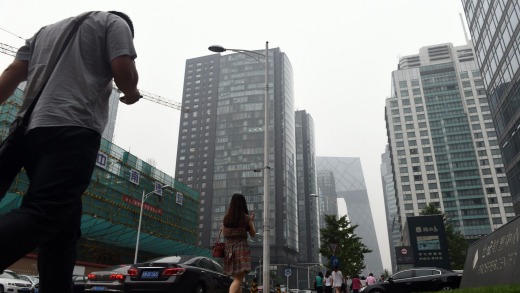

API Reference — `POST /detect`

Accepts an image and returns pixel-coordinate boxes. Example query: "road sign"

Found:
[331,256,340,268]
[285,268,292,277]
[330,243,337,254]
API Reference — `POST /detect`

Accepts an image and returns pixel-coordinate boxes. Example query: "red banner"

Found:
[123,195,163,215]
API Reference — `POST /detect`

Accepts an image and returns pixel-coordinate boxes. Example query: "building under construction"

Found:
[0,86,206,275]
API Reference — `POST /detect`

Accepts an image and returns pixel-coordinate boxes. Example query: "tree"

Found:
[319,214,372,276]
[419,203,468,269]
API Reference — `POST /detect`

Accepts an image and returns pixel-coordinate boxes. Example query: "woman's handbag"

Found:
[212,227,225,258]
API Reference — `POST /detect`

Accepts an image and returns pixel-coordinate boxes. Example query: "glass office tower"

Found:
[385,43,515,242]
[295,110,320,264]
[462,0,520,214]
[175,48,300,268]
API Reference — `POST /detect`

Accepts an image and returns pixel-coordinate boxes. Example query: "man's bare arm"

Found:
[111,55,140,105]
[0,60,28,104]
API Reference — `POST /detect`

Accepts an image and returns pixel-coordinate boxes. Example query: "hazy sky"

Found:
[0,0,469,271]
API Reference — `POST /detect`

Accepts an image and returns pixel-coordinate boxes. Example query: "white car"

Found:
[19,275,39,292]
[0,270,33,293]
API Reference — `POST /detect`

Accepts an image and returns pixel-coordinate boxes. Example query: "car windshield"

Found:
[146,255,194,264]
[102,265,131,273]
[0,271,19,279]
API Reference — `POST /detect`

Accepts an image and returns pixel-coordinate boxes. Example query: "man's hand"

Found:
[119,89,141,105]
[111,55,140,105]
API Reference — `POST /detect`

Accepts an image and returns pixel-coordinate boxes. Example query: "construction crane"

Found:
[0,42,189,112]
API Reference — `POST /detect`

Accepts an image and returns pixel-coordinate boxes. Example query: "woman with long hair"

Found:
[324,270,333,293]
[222,193,256,293]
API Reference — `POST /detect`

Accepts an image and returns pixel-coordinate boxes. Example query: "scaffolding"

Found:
[0,86,207,265]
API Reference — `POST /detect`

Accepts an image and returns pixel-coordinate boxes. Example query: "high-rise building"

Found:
[295,110,320,264]
[385,42,515,243]
[461,0,520,214]
[381,145,398,272]
[316,157,384,276]
[175,48,300,269]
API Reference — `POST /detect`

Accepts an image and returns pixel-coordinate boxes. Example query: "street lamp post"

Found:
[209,42,270,292]
[307,264,321,288]
[134,184,170,263]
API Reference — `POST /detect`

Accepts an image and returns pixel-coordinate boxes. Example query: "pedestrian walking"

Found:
[351,275,362,293]
[331,266,344,293]
[250,278,259,293]
[366,273,376,286]
[0,11,140,293]
[315,271,324,293]
[222,193,256,293]
[324,270,333,293]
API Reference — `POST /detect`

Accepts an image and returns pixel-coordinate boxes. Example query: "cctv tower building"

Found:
[385,42,515,243]
[175,48,300,269]
[316,157,384,276]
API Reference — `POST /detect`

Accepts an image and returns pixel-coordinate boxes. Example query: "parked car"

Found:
[85,264,131,292]
[73,274,88,293]
[359,267,462,293]
[124,255,233,293]
[19,275,39,292]
[0,270,34,293]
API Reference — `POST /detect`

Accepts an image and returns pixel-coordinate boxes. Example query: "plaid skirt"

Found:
[223,227,251,275]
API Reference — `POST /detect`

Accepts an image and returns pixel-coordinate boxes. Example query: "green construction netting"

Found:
[1,87,208,261]
[80,214,210,257]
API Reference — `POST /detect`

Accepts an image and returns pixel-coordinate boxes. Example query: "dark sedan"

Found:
[85,264,131,292]
[360,267,462,293]
[124,255,232,293]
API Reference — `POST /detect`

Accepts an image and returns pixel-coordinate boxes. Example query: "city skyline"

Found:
[0,0,471,270]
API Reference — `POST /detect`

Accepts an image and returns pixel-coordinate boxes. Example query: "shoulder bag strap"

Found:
[17,12,93,127]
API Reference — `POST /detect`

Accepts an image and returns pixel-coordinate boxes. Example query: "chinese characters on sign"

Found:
[176,192,184,205]
[154,182,163,196]
[96,152,108,169]
[123,195,162,215]
[477,228,519,275]
[415,226,439,233]
[129,169,140,185]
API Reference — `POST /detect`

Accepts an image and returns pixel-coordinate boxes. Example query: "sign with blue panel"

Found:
[330,256,340,268]
[407,215,450,269]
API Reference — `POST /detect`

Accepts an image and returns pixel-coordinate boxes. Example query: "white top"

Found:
[332,270,343,287]
[324,276,332,286]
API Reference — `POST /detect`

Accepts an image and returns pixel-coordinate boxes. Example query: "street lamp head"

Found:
[208,45,226,53]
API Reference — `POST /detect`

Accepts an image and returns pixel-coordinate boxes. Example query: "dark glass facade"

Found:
[462,0,520,214]
[175,48,300,269]
[295,110,320,264]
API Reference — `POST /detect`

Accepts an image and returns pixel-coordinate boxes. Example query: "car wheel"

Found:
[194,283,205,293]
[440,285,454,291]
[0,285,4,293]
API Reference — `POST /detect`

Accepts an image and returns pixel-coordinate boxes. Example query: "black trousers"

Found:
[0,126,100,293]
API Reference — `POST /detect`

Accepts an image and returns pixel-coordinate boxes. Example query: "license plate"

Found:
[141,271,160,279]
[91,286,107,291]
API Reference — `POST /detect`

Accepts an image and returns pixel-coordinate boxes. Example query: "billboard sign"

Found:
[407,215,450,269]
[460,215,520,288]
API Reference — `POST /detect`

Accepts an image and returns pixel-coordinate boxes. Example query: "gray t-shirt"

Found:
[16,11,137,134]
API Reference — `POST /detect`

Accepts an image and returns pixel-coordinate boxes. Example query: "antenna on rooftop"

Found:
[459,13,470,44]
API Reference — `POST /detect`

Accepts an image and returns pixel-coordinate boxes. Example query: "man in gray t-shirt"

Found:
[0,11,140,293]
